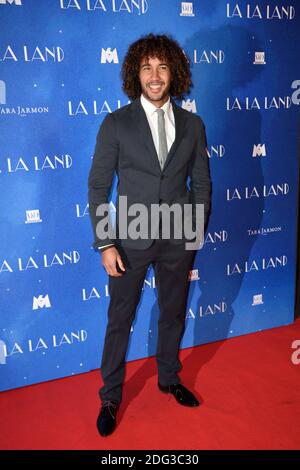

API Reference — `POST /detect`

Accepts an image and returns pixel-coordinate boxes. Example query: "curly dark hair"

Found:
[121,33,192,100]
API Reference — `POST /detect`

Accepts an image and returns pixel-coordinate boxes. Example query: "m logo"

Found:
[101,48,119,64]
[182,99,197,113]
[32,295,51,310]
[252,144,266,157]
[0,0,22,4]
[0,80,6,104]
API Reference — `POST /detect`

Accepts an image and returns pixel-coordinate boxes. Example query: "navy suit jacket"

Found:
[88,96,211,250]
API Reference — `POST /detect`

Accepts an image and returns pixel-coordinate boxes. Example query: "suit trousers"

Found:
[99,238,196,404]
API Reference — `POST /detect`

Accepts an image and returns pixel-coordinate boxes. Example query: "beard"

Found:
[141,81,170,103]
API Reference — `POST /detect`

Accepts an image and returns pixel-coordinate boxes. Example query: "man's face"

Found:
[139,56,171,107]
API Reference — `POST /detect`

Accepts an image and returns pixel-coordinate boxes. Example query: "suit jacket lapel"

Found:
[131,96,187,172]
[163,98,187,170]
[131,97,161,173]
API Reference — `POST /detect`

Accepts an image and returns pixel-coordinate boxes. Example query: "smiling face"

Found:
[138,56,171,108]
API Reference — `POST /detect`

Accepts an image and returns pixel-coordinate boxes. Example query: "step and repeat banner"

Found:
[0,0,299,391]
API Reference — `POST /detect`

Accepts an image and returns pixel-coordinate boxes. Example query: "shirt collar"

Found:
[140,93,172,118]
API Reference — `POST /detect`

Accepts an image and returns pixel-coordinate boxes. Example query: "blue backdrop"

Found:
[0,0,299,392]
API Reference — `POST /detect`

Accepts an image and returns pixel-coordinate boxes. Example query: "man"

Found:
[88,33,211,437]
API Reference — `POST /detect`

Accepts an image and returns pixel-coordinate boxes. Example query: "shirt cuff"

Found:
[98,244,115,251]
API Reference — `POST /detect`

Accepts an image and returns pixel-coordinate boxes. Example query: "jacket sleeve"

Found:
[88,113,119,250]
[188,117,212,229]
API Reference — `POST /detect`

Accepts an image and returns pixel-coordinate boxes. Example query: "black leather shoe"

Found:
[158,383,200,407]
[97,400,119,437]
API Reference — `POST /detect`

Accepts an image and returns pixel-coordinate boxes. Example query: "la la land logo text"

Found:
[0,46,64,62]
[0,155,72,173]
[1,330,87,360]
[60,0,148,14]
[227,184,289,200]
[227,255,287,275]
[68,99,130,116]
[227,96,292,110]
[226,3,295,20]
[0,251,80,273]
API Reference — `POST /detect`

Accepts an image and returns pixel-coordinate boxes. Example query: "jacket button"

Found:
[160,175,164,180]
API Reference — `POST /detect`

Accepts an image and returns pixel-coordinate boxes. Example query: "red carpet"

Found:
[1,320,300,450]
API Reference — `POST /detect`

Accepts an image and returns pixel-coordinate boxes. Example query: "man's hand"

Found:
[101,246,126,277]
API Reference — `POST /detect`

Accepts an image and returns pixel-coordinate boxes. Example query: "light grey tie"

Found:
[156,108,168,169]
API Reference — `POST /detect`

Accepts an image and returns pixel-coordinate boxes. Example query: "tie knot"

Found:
[156,108,165,118]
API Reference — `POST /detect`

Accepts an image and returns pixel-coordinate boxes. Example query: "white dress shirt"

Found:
[99,94,176,252]
[140,93,176,154]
